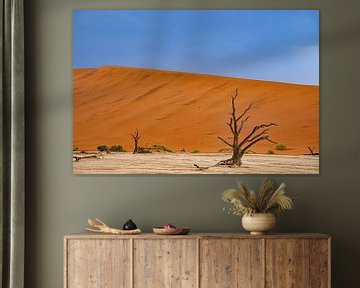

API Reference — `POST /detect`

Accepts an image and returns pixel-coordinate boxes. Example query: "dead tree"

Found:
[130,128,141,154]
[215,89,277,166]
[306,146,319,156]
[215,89,277,167]
[194,89,277,170]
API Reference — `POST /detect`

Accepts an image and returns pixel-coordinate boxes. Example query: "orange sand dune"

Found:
[73,66,319,154]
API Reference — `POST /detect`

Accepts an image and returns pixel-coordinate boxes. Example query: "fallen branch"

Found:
[193,161,234,171]
[194,164,211,171]
[73,154,99,162]
[86,218,142,235]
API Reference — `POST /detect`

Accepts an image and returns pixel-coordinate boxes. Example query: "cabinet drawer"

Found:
[265,239,329,288]
[65,239,131,288]
[134,239,198,288]
[200,239,264,288]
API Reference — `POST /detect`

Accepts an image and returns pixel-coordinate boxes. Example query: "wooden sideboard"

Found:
[64,233,330,288]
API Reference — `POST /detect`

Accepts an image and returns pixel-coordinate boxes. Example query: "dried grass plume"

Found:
[222,179,294,216]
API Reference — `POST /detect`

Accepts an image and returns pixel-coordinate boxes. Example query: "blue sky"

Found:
[73,10,319,85]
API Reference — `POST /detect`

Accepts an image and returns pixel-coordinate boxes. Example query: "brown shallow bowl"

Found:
[153,227,190,235]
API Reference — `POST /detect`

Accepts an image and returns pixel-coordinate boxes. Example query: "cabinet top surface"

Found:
[64,232,330,240]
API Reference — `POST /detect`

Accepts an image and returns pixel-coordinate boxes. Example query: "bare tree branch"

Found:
[129,128,141,140]
[242,136,277,153]
[305,146,319,156]
[227,118,235,134]
[217,136,233,147]
[236,102,253,122]
[245,129,270,143]
[239,123,277,148]
[230,89,239,135]
[308,146,314,154]
[237,116,250,134]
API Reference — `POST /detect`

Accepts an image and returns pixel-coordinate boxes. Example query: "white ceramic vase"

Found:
[242,213,276,235]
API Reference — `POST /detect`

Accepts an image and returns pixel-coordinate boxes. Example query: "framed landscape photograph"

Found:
[73,10,319,174]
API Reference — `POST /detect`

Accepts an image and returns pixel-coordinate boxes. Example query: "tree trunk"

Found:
[133,140,138,154]
[231,149,243,166]
[217,149,243,167]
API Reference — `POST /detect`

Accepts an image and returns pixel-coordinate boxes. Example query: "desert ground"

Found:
[73,153,319,174]
[73,66,319,155]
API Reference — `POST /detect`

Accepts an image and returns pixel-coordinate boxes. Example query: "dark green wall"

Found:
[24,0,360,287]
